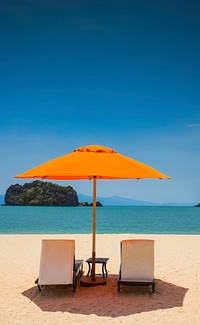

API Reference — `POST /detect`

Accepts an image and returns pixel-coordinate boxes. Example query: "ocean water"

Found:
[0,206,200,234]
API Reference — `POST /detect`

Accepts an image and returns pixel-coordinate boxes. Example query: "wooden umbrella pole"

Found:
[92,176,97,281]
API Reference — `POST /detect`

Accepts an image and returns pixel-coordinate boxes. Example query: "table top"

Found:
[86,257,109,263]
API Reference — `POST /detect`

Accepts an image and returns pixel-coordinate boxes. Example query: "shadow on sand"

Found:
[22,274,188,317]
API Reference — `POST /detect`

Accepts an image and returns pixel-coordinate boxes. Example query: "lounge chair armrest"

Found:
[75,259,84,277]
[73,259,84,291]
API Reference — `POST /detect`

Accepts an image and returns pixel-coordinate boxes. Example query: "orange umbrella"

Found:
[15,144,170,285]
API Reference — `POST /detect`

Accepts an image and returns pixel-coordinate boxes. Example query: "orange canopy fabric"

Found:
[15,144,170,180]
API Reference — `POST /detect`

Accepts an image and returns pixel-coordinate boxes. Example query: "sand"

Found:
[0,233,200,324]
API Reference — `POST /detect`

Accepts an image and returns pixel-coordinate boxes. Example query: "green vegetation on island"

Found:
[5,181,79,206]
[78,201,102,207]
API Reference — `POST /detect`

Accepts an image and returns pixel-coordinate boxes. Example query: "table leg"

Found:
[103,262,108,277]
[105,263,108,277]
[102,262,108,277]
[87,262,91,277]
[102,263,105,278]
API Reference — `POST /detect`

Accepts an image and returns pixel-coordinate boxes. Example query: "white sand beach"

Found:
[0,234,200,324]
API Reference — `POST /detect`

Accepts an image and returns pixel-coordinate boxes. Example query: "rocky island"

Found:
[5,181,79,206]
[4,180,102,207]
[194,203,200,207]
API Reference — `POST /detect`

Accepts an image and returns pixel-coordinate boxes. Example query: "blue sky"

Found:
[0,0,199,203]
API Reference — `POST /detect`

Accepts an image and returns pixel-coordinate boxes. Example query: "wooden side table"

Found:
[86,257,109,278]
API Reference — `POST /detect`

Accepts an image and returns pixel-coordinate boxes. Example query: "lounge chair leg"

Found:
[35,278,41,292]
[37,284,41,292]
[152,283,155,293]
[118,282,120,292]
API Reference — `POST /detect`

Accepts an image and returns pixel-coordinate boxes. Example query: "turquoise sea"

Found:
[0,206,200,234]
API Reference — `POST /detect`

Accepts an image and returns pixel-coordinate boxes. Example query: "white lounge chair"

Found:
[117,239,155,293]
[35,239,83,291]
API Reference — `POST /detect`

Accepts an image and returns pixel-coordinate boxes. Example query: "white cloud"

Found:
[188,123,200,128]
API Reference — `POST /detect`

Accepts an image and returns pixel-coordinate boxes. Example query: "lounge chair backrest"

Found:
[38,239,75,285]
[121,239,154,282]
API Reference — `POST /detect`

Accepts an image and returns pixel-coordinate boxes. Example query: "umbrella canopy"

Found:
[15,144,170,180]
[15,144,170,284]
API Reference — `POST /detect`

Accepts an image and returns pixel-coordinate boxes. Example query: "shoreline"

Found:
[1,234,200,324]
